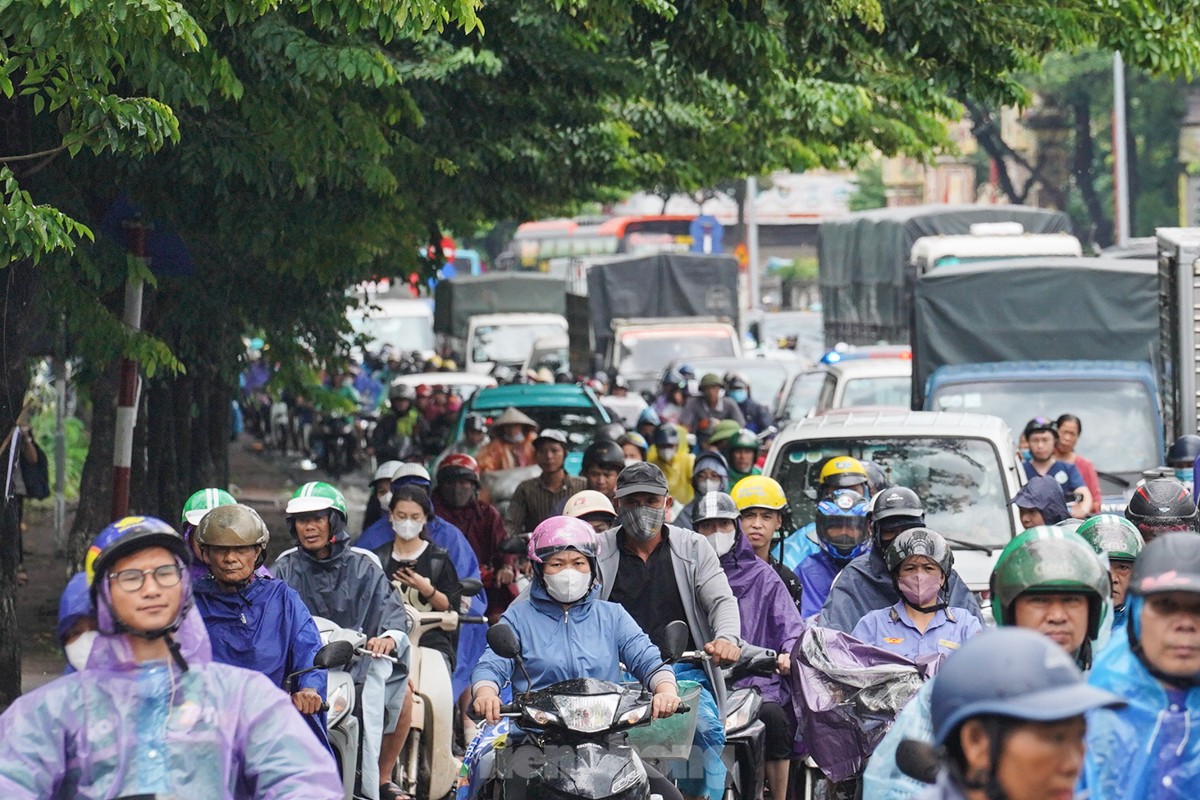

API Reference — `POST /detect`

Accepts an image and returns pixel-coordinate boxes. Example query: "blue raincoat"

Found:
[797,549,853,618]
[1083,633,1200,799]
[193,574,331,752]
[0,605,342,799]
[771,524,821,572]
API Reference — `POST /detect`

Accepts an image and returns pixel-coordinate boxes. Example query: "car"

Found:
[775,356,912,425]
[455,383,612,474]
[388,372,497,402]
[665,356,797,410]
[763,409,1025,593]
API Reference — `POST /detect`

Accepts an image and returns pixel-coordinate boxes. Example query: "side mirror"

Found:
[498,535,529,555]
[460,577,485,598]
[487,623,522,660]
[662,620,690,662]
[313,640,355,670]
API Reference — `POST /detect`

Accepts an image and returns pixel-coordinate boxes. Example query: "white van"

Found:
[348,297,436,358]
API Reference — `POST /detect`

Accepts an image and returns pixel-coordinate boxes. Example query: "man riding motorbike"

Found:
[730,475,804,614]
[372,383,421,462]
[180,487,238,578]
[1076,514,1145,636]
[796,488,871,617]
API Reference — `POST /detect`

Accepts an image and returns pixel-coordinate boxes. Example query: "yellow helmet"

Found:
[818,456,869,489]
[730,475,788,511]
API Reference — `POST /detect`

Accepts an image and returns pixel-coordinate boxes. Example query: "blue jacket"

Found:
[1083,636,1200,799]
[472,581,673,695]
[797,549,848,618]
[771,524,821,572]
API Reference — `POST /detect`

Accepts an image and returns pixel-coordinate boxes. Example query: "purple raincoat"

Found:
[0,593,342,798]
[718,530,803,705]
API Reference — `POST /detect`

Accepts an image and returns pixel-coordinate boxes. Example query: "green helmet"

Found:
[728,429,760,453]
[182,488,238,527]
[707,419,741,446]
[286,481,347,518]
[990,526,1110,640]
[1076,514,1145,563]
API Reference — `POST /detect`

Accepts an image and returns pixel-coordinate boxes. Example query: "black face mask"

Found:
[444,484,475,508]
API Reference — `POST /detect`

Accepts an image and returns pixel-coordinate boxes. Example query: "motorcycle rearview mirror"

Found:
[314,640,355,670]
[497,535,528,555]
[460,577,485,598]
[662,620,690,663]
[487,623,522,660]
[895,739,941,785]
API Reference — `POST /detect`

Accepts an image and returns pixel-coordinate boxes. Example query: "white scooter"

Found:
[391,578,487,800]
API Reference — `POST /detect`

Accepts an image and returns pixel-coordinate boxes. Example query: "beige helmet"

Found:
[563,490,616,519]
[195,504,270,551]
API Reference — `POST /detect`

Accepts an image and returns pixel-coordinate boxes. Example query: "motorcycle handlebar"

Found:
[460,615,489,624]
[354,646,400,664]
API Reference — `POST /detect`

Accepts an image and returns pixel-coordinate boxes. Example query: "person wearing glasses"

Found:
[0,516,342,798]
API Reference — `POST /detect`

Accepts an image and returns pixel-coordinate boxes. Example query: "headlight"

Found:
[617,704,651,728]
[724,690,761,733]
[553,693,621,733]
[327,679,354,727]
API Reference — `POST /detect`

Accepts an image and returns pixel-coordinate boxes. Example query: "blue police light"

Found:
[821,351,843,364]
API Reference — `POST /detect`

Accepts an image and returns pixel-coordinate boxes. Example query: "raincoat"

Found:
[647,425,697,505]
[193,574,330,751]
[862,680,935,800]
[797,549,853,618]
[1009,473,1071,525]
[819,550,984,633]
[0,606,342,799]
[1082,636,1200,799]
[718,530,802,705]
[771,525,821,572]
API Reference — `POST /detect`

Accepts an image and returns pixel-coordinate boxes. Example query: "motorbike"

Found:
[473,621,691,800]
[316,414,358,477]
[391,578,487,800]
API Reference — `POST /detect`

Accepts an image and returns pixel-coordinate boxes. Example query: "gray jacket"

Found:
[597,523,742,711]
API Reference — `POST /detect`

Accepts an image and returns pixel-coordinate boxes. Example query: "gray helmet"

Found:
[389,382,416,402]
[195,504,270,550]
[885,527,953,576]
[693,492,740,526]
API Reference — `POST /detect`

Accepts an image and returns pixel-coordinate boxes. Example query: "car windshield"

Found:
[774,436,1013,547]
[930,379,1158,475]
[353,314,435,352]
[475,405,604,450]
[472,323,565,365]
[618,330,736,375]
[839,376,911,408]
[780,371,826,421]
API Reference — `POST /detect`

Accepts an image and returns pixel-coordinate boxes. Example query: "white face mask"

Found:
[543,568,591,604]
[696,478,723,495]
[65,630,98,672]
[392,519,422,541]
[658,447,677,463]
[624,457,641,467]
[377,491,392,509]
[704,530,737,558]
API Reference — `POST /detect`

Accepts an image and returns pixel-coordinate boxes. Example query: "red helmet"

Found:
[438,453,480,483]
[415,384,434,398]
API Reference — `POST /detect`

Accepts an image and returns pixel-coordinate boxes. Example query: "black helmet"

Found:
[389,382,416,402]
[870,486,924,550]
[596,421,626,443]
[1023,416,1058,440]
[1125,478,1199,540]
[653,423,680,448]
[1167,435,1200,467]
[1128,532,1200,686]
[582,439,626,473]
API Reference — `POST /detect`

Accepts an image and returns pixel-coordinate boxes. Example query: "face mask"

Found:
[444,484,475,508]
[705,530,736,558]
[377,491,392,509]
[65,630,98,672]
[392,519,422,541]
[658,447,677,463]
[618,504,666,542]
[543,568,591,604]
[898,572,942,609]
[624,457,641,467]
[504,429,527,444]
[696,478,723,495]
[1176,468,1194,485]
[729,389,748,404]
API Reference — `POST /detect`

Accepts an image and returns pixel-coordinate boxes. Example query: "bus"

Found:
[502,215,699,272]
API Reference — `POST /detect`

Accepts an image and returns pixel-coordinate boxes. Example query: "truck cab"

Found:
[464,312,568,375]
[613,318,742,395]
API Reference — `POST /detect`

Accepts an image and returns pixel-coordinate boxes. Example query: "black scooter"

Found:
[480,621,691,800]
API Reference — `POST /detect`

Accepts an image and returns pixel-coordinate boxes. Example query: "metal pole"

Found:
[112,223,145,521]
[52,314,66,552]
[746,176,761,313]
[1113,52,1131,247]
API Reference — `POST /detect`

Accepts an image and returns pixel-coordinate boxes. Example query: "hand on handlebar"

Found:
[651,686,682,720]
[776,652,791,676]
[365,636,396,657]
[292,688,324,715]
[473,688,502,723]
[704,639,741,667]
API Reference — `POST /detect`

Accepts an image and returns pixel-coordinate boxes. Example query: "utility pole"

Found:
[1113,52,1131,247]
[746,176,761,313]
[52,313,67,552]
[111,221,145,521]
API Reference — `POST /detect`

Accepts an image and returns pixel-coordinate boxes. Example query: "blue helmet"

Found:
[814,489,870,562]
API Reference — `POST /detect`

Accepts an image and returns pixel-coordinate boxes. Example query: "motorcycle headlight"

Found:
[724,689,761,734]
[328,679,354,726]
[553,693,621,733]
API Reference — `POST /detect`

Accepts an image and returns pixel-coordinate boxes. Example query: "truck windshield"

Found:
[930,379,1158,475]
[839,376,912,408]
[617,330,736,375]
[472,323,566,366]
[352,314,435,353]
[773,437,1013,547]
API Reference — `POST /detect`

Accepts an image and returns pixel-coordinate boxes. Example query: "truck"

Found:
[912,256,1162,509]
[566,253,742,394]
[432,274,568,374]
[818,204,1075,346]
[1155,229,1200,445]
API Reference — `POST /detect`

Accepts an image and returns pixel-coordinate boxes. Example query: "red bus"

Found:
[507,215,698,271]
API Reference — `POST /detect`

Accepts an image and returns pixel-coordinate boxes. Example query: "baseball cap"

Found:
[616,461,669,498]
[534,429,569,448]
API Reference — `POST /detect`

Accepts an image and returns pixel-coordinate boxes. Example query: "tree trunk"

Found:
[66,359,119,571]
[1071,97,1114,248]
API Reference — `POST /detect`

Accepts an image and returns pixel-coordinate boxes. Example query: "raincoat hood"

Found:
[87,603,213,672]
[56,572,91,644]
[1010,474,1070,525]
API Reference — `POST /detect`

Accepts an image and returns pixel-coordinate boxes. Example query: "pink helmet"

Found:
[527,515,601,564]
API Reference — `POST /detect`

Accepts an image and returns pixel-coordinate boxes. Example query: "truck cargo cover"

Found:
[433,274,566,337]
[912,257,1157,404]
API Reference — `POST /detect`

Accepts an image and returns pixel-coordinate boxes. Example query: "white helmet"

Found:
[372,460,403,485]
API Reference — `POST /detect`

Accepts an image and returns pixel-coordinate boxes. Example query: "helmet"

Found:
[618,432,649,457]
[582,439,626,473]
[597,421,626,443]
[699,372,723,390]
[885,527,953,576]
[814,489,870,561]
[653,423,680,448]
[818,457,869,491]
[85,516,193,638]
[1129,532,1200,598]
[286,481,348,519]
[637,407,662,428]
[438,453,481,484]
[415,384,433,398]
[181,488,237,527]
[1076,514,1144,563]
[463,413,488,434]
[707,419,741,447]
[870,486,924,525]
[693,492,741,526]
[727,429,760,453]
[1125,478,1199,537]
[1023,416,1058,440]
[527,515,600,564]
[724,372,749,391]
[931,628,1124,746]
[195,504,270,549]
[391,463,432,489]
[563,490,616,520]
[730,475,788,512]
[56,572,91,645]
[1167,435,1200,466]
[372,460,403,485]
[862,461,890,494]
[389,382,416,402]
[989,526,1110,640]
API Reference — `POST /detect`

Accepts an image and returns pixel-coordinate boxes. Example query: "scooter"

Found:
[392,578,488,800]
[475,621,691,800]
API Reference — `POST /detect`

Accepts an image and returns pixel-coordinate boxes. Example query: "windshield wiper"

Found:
[1095,471,1132,489]
[940,537,995,557]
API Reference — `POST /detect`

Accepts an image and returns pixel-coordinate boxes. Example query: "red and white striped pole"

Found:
[112,221,146,521]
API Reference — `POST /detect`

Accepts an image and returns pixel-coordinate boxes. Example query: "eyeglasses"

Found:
[108,564,183,592]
